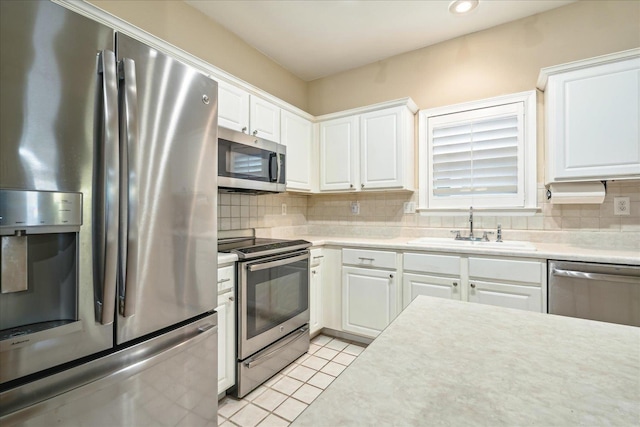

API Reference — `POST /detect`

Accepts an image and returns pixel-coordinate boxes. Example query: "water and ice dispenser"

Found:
[0,189,82,343]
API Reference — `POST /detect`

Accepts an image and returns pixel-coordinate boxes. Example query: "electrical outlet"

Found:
[350,201,360,215]
[281,203,287,215]
[614,197,630,216]
[403,202,416,214]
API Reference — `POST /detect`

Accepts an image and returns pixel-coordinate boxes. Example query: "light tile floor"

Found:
[218,335,366,427]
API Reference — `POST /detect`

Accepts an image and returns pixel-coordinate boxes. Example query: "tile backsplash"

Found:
[217,192,308,231]
[219,180,639,238]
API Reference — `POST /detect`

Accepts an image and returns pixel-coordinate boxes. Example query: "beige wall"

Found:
[88,0,308,111]
[307,0,640,115]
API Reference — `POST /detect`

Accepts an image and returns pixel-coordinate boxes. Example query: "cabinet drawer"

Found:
[468,257,542,284]
[343,248,396,269]
[404,253,461,276]
[217,265,235,293]
[310,248,324,267]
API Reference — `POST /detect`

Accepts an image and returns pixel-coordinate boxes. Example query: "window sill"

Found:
[417,207,540,216]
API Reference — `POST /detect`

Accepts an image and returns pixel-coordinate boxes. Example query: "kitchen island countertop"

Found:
[292,296,640,426]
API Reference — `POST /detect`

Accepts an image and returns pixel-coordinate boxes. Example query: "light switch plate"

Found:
[614,197,630,215]
[281,203,287,215]
[403,202,416,214]
[350,201,360,215]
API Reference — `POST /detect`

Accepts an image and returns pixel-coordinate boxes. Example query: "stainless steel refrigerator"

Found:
[0,1,218,422]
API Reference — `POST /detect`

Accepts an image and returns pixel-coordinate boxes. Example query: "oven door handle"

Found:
[551,268,640,285]
[245,327,308,369]
[247,252,309,272]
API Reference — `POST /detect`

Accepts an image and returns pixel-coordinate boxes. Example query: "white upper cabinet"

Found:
[319,116,359,191]
[539,49,640,183]
[317,98,417,193]
[360,106,414,191]
[218,80,281,143]
[218,80,250,133]
[281,110,314,192]
[250,96,281,143]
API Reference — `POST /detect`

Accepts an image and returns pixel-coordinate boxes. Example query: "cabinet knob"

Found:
[389,274,394,279]
[349,184,354,188]
[229,296,234,302]
[241,126,247,133]
[470,283,476,289]
[361,184,364,188]
[453,282,458,287]
[252,130,258,136]
[312,270,317,275]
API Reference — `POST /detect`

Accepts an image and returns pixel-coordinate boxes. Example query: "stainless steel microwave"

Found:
[218,127,286,193]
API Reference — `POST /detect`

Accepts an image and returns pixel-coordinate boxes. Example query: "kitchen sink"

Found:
[407,237,537,251]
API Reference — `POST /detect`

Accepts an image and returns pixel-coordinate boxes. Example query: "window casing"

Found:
[418,91,537,211]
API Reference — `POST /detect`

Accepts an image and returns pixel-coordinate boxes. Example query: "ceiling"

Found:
[185,0,575,82]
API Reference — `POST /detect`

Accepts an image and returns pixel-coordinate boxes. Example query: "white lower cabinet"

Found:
[402,253,462,307]
[467,280,541,312]
[342,249,399,339]
[468,256,545,313]
[309,248,324,335]
[403,252,545,313]
[217,265,235,395]
[403,273,461,306]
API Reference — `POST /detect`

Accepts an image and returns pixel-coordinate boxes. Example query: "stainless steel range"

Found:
[218,230,311,398]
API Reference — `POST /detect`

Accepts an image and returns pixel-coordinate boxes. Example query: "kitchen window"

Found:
[418,91,537,212]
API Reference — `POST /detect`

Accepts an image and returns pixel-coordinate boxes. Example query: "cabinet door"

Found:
[467,280,541,312]
[402,273,461,308]
[310,265,323,335]
[342,266,397,338]
[360,106,405,190]
[217,290,236,394]
[547,57,640,181]
[319,116,358,191]
[218,81,250,133]
[250,96,281,142]
[310,249,324,335]
[281,110,313,191]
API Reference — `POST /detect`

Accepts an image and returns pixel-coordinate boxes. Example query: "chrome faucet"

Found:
[468,206,474,239]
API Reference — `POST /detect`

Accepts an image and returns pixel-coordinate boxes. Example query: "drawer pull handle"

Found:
[358,257,375,261]
[218,278,231,284]
[313,256,324,260]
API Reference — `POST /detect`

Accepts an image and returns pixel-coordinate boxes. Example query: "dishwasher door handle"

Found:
[551,268,640,285]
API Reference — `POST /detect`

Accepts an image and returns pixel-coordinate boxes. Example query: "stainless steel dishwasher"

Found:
[548,260,640,327]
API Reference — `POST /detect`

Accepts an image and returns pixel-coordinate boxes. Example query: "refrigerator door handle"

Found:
[118,57,139,318]
[94,50,119,326]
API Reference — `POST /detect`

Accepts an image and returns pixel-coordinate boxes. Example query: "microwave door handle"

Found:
[118,57,139,318]
[268,152,277,182]
[95,50,119,326]
[247,253,309,272]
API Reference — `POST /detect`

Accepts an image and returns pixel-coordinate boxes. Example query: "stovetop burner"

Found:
[218,232,311,259]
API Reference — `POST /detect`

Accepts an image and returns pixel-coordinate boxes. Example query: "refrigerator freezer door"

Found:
[0,313,218,423]
[115,34,218,344]
[0,0,115,384]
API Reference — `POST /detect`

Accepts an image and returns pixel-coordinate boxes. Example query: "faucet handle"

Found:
[450,230,462,240]
[481,231,494,242]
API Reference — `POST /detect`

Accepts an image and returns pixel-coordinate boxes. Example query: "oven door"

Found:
[238,250,309,360]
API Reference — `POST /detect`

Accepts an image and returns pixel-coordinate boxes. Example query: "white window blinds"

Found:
[427,102,525,208]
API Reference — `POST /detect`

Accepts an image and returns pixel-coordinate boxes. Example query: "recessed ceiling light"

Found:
[449,0,479,15]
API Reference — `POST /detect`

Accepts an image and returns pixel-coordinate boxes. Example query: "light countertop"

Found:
[218,253,238,265]
[293,296,640,426]
[297,235,640,265]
